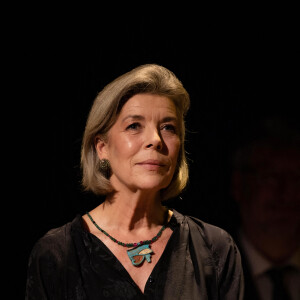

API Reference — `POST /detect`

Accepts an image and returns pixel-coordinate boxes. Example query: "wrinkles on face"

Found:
[104,94,181,193]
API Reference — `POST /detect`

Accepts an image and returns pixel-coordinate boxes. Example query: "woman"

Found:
[26,64,244,299]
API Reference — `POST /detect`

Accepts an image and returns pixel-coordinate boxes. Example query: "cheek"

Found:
[166,135,180,155]
[172,140,181,163]
[108,134,142,159]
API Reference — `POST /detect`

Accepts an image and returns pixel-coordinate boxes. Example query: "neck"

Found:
[95,190,169,232]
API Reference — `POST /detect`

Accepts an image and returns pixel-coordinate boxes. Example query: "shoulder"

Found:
[173,209,236,248]
[173,210,241,265]
[29,215,81,263]
[186,214,243,278]
[26,216,83,298]
[172,210,244,298]
[34,222,71,250]
[187,215,237,249]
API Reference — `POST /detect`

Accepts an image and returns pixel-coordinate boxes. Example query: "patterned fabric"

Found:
[25,209,244,299]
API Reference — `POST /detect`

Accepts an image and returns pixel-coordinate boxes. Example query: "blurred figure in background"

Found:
[229,115,300,300]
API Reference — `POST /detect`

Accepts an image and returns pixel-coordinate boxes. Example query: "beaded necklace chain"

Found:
[86,211,167,266]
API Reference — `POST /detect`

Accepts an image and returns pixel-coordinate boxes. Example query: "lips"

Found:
[137,159,165,166]
[136,159,166,170]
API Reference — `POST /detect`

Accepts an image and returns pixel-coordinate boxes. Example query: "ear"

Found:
[94,135,109,160]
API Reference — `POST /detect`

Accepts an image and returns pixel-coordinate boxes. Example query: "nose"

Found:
[146,128,163,150]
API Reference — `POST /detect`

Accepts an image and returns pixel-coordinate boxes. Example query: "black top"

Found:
[25,209,244,299]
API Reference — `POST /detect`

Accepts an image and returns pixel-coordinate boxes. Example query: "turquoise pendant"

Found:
[127,244,153,266]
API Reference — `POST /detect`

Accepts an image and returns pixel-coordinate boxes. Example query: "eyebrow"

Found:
[162,116,178,123]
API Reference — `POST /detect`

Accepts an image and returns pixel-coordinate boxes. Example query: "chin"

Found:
[135,177,171,191]
[112,173,173,193]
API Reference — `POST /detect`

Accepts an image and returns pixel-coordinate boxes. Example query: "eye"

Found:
[126,122,141,130]
[161,124,177,133]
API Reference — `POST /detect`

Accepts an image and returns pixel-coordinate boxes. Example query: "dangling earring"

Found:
[99,159,112,178]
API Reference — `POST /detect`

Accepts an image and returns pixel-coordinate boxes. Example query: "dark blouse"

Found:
[25,209,244,299]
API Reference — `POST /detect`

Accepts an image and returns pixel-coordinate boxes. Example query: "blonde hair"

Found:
[80,64,190,201]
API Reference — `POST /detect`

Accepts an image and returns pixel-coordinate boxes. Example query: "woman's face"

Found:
[96,93,181,195]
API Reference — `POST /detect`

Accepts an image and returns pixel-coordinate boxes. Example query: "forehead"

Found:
[120,94,177,116]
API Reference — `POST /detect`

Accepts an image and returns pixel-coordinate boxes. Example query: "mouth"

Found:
[136,159,166,170]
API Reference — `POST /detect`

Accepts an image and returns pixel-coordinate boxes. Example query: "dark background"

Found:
[10,11,298,298]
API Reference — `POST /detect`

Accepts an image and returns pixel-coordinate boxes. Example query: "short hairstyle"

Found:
[80,64,190,201]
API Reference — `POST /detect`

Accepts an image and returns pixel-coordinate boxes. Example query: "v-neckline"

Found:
[83,214,178,294]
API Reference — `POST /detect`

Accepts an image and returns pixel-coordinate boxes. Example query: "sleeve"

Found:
[188,216,244,300]
[208,225,245,300]
[25,228,67,300]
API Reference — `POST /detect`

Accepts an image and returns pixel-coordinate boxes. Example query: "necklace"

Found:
[86,211,167,266]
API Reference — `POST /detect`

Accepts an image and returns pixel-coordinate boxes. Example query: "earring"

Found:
[99,159,112,178]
